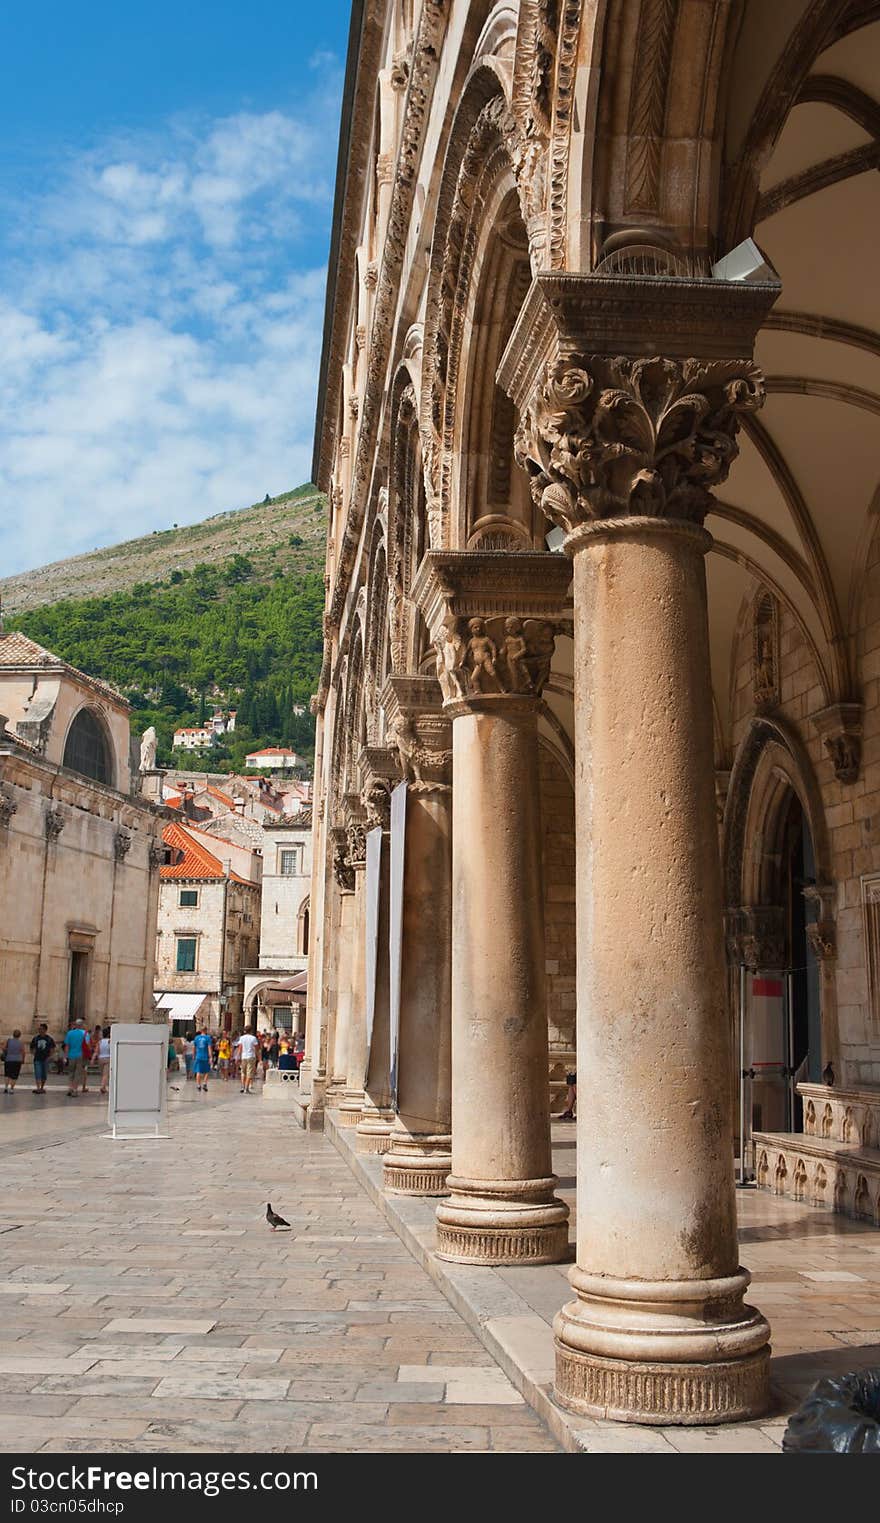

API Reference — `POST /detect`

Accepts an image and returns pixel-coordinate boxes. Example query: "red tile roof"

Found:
[0,631,126,706]
[159,820,255,885]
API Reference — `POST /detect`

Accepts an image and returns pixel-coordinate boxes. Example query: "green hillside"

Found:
[8,488,328,774]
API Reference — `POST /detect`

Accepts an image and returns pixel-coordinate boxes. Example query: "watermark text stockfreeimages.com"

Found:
[10,1467,317,1503]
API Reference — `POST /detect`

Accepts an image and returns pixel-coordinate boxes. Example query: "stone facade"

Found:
[0,634,165,1037]
[303,0,880,1426]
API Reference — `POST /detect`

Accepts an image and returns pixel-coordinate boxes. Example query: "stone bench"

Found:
[261,1067,300,1105]
[752,1129,880,1225]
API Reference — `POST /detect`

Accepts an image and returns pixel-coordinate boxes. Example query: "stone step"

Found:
[752,1130,880,1225]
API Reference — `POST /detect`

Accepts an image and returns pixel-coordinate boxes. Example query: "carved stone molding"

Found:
[113,830,132,863]
[0,789,17,829]
[806,921,837,961]
[44,807,65,842]
[498,272,780,534]
[381,674,452,791]
[813,702,862,784]
[412,551,572,712]
[330,824,354,894]
[343,792,368,870]
[739,905,786,971]
[359,746,399,830]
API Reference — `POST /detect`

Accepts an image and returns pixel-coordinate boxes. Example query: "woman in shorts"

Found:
[2,1030,25,1094]
[217,1034,231,1081]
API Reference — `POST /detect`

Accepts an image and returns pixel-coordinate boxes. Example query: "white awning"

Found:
[153,991,211,1023]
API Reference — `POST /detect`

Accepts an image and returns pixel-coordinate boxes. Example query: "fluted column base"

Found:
[355,1104,395,1154]
[436,1175,569,1265]
[383,1130,452,1195]
[553,1266,770,1424]
[336,1089,364,1127]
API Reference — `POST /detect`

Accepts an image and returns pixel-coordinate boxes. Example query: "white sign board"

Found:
[107,1023,169,1139]
[363,826,383,1086]
[389,781,407,1111]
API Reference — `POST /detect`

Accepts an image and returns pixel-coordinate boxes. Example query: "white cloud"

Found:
[0,73,341,576]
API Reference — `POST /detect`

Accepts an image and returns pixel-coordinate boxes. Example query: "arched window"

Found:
[63,709,113,786]
[298,896,310,957]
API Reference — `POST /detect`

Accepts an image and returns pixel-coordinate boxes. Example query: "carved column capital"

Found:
[497,272,780,539]
[343,793,368,871]
[147,841,165,872]
[813,702,862,784]
[113,829,132,862]
[381,675,452,791]
[359,746,399,829]
[0,788,17,829]
[330,824,354,893]
[411,550,571,715]
[44,806,65,842]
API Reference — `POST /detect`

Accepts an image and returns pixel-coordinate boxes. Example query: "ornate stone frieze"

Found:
[0,788,17,828]
[44,807,65,842]
[498,272,780,534]
[326,0,449,633]
[113,830,132,862]
[813,702,862,784]
[381,675,452,791]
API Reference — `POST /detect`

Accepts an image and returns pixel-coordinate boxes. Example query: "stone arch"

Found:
[757,1149,770,1188]
[813,1161,827,1207]
[62,705,115,789]
[420,65,527,547]
[774,1153,788,1194]
[363,521,390,743]
[723,711,839,1071]
[388,365,431,675]
[805,1098,817,1135]
[854,1173,871,1220]
[297,895,310,958]
[793,1157,808,1201]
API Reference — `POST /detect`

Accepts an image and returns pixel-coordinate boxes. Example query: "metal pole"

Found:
[786,968,796,1132]
[738,962,747,1184]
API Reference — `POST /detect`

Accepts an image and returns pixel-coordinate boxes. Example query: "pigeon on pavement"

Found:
[266,1203,290,1231]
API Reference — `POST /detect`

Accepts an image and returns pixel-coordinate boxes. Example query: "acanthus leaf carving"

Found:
[514,354,765,532]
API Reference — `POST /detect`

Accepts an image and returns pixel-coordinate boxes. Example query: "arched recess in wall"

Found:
[297,896,310,958]
[62,707,115,788]
[420,63,530,549]
[723,712,839,1080]
[363,522,390,743]
[388,366,432,675]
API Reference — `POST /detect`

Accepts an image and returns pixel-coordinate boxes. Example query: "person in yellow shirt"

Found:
[217,1034,232,1082]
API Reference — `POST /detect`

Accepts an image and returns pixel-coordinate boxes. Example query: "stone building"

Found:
[243,805,313,1033]
[0,631,166,1038]
[154,819,261,1031]
[302,0,880,1429]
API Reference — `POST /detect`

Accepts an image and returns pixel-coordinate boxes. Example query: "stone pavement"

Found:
[0,1083,559,1454]
[328,1113,880,1454]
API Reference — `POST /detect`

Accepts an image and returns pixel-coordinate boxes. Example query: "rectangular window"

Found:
[179,888,198,907]
[279,848,301,876]
[176,937,197,973]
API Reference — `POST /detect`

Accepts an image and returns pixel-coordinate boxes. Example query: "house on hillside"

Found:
[0,630,166,1038]
[154,819,261,1032]
[245,746,301,772]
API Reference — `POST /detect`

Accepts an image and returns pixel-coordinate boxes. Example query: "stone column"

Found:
[337,799,368,1126]
[323,834,355,1107]
[381,675,453,1195]
[355,748,399,1155]
[413,552,572,1264]
[501,272,779,1424]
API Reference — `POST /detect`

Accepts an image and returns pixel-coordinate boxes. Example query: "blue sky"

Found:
[0,1,351,575]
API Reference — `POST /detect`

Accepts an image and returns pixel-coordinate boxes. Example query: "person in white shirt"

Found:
[98,1026,112,1095]
[237,1028,260,1094]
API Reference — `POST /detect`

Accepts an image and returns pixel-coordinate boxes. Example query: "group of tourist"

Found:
[1,1018,111,1097]
[172,1026,304,1095]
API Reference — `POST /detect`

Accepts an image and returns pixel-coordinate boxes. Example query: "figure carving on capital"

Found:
[392,712,452,792]
[514,354,765,533]
[434,612,559,703]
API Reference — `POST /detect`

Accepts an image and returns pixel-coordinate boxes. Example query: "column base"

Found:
[435,1175,569,1265]
[323,1076,348,1107]
[336,1089,364,1127]
[383,1131,452,1195]
[552,1266,770,1425]
[355,1105,395,1155]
